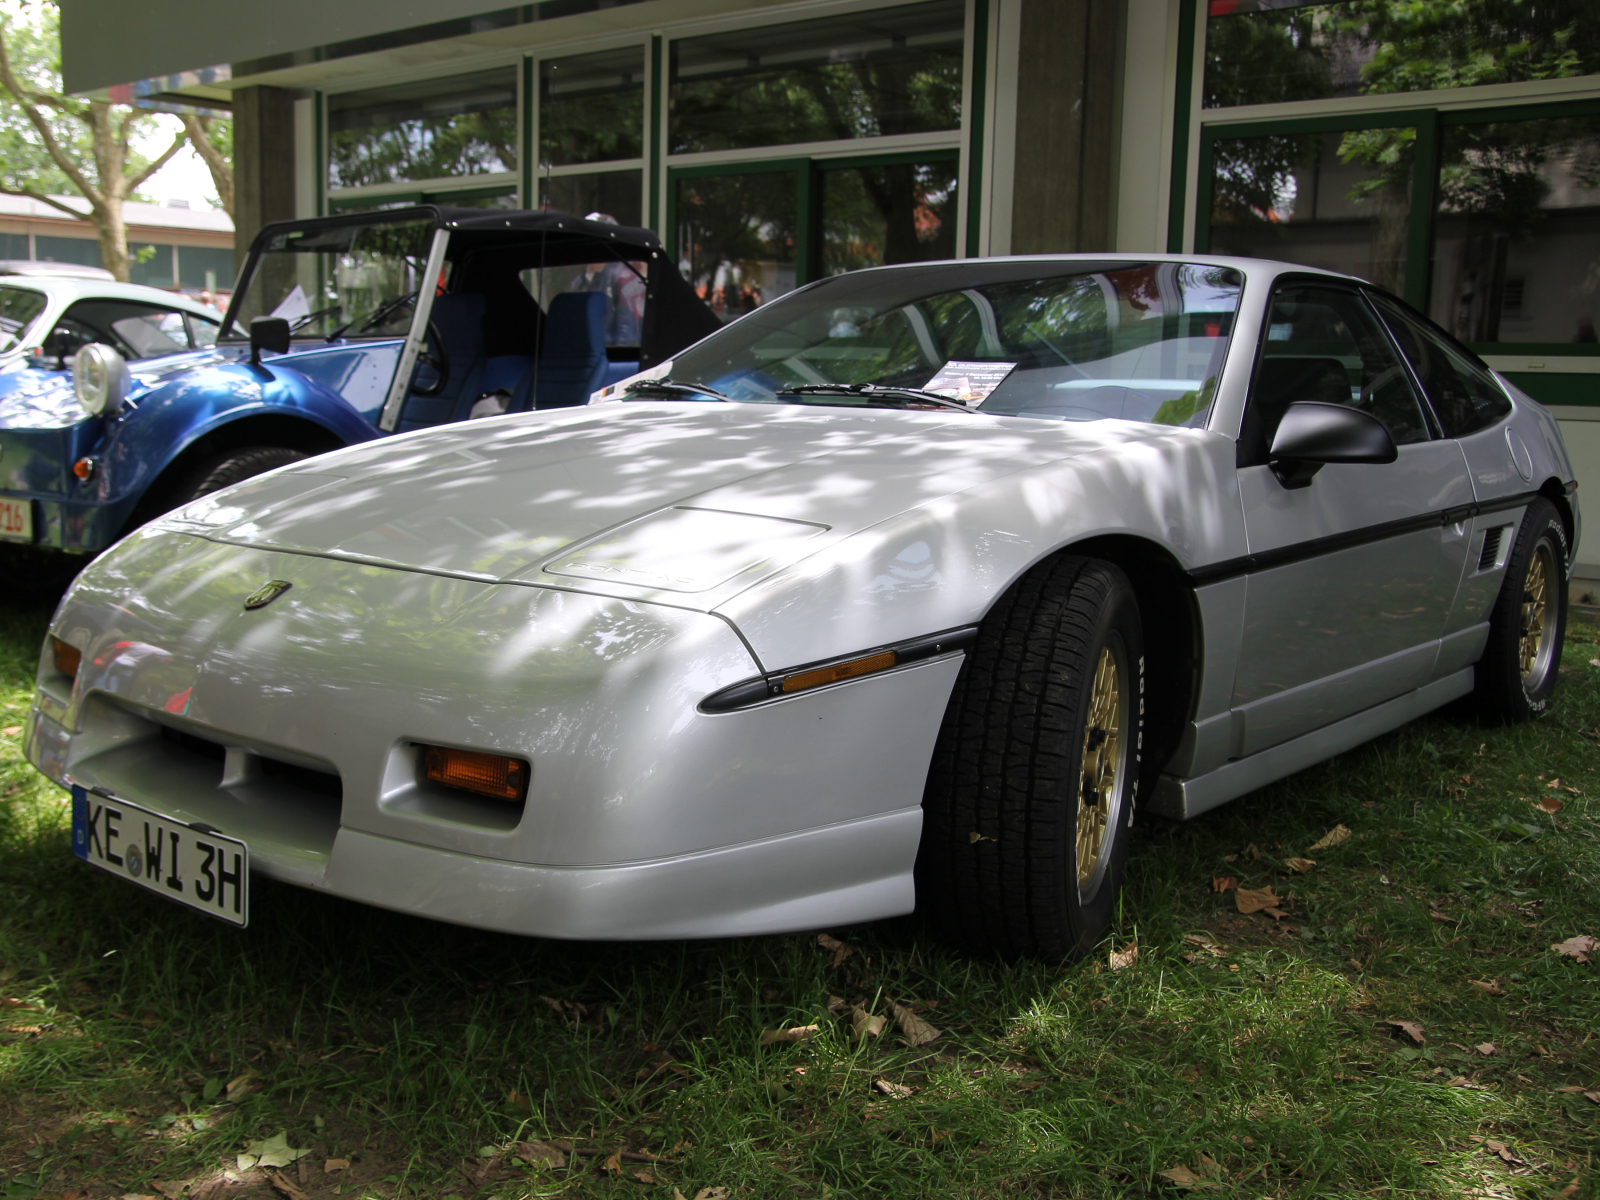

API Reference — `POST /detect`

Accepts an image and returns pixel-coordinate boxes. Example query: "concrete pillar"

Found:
[1008,0,1122,254]
[233,86,297,269]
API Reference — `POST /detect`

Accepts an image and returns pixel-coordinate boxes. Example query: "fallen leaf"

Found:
[1469,979,1505,995]
[1308,824,1352,852]
[1234,886,1279,914]
[825,995,849,1015]
[850,1004,887,1041]
[1108,941,1139,970]
[968,831,994,844]
[1157,1164,1219,1189]
[1446,1075,1486,1089]
[889,1002,941,1046]
[1285,857,1316,873]
[1535,796,1565,814]
[693,1189,731,1200]
[603,1150,624,1176]
[1387,1019,1426,1044]
[1222,853,1237,863]
[225,1070,259,1100]
[817,933,853,968]
[1211,876,1236,893]
[873,1077,915,1098]
[635,1170,656,1184]
[266,1172,311,1200]
[323,1159,349,1173]
[760,1025,819,1046]
[515,1141,567,1168]
[1475,1042,1497,1056]
[237,1132,311,1171]
[1483,1139,1524,1166]
[1559,1178,1581,1199]
[1244,843,1262,860]
[1552,935,1599,963]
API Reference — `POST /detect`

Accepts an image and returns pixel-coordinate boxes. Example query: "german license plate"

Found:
[0,496,30,542]
[71,785,249,926]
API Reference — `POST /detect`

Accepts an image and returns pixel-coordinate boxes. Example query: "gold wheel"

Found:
[1520,541,1554,683]
[1076,644,1125,901]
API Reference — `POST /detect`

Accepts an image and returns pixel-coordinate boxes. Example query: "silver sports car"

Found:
[25,255,1577,958]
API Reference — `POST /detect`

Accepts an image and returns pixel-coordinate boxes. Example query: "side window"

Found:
[1241,284,1432,464]
[110,310,190,358]
[187,313,220,348]
[0,286,47,353]
[1368,292,1512,438]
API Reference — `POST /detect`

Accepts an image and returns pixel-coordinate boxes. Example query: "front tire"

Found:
[177,447,309,504]
[1474,497,1568,723]
[918,555,1144,959]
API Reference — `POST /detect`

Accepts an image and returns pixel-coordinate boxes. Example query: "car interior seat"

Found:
[507,292,609,412]
[396,291,487,432]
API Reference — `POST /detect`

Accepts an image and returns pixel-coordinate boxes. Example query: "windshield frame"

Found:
[218,207,445,344]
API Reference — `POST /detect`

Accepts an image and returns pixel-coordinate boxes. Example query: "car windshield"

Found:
[221,217,436,342]
[665,261,1243,426]
[0,284,47,354]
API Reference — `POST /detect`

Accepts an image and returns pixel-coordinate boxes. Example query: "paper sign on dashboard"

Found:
[922,360,1017,406]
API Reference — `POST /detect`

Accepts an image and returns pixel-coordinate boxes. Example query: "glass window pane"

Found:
[669,262,1242,427]
[0,285,47,353]
[179,245,238,292]
[669,0,964,154]
[819,161,958,275]
[328,68,518,190]
[540,170,643,228]
[675,172,798,322]
[1429,114,1600,346]
[524,260,648,348]
[34,236,101,269]
[1244,284,1431,459]
[1371,292,1512,437]
[1204,1,1600,109]
[187,313,220,348]
[112,310,191,358]
[540,47,644,167]
[1206,126,1413,294]
[129,242,175,289]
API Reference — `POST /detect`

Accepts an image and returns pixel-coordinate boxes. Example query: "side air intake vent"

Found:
[1478,526,1504,572]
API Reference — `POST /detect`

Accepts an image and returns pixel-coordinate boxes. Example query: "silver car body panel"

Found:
[24,254,1582,938]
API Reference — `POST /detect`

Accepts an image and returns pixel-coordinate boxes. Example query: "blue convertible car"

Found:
[0,206,719,554]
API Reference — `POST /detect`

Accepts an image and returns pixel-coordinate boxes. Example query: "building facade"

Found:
[0,194,235,294]
[61,0,1600,586]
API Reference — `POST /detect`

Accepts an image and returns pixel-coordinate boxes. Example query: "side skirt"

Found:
[1148,668,1475,821]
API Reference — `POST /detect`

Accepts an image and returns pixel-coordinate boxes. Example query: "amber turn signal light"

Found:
[51,636,81,682]
[72,457,96,481]
[422,744,529,802]
[781,650,897,694]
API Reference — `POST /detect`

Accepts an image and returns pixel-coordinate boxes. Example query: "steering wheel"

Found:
[410,320,450,398]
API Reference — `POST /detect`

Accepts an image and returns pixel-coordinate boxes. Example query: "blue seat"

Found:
[397,292,487,431]
[508,292,609,412]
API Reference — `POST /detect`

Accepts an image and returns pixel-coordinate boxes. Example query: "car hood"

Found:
[156,402,1180,608]
[0,349,229,431]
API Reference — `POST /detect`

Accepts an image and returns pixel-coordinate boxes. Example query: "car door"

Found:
[1230,280,1475,757]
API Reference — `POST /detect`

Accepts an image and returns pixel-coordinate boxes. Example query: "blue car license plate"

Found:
[71,785,249,927]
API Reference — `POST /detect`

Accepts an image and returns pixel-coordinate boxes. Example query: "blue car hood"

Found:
[0,349,231,431]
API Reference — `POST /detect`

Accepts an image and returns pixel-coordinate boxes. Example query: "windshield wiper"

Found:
[288,304,341,333]
[326,291,417,342]
[622,377,730,401]
[777,383,973,412]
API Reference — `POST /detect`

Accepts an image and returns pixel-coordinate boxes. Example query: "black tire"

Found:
[178,447,309,504]
[918,554,1144,959]
[1474,497,1568,723]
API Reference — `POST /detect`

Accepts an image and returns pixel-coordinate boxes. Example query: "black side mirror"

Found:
[1268,401,1398,489]
[42,327,76,368]
[249,316,291,365]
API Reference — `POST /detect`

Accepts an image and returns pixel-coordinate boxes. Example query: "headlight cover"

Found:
[73,343,129,417]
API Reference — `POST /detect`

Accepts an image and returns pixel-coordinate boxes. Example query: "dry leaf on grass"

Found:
[1475,1042,1497,1056]
[873,1077,915,1098]
[1469,979,1505,995]
[1285,857,1317,873]
[1157,1164,1220,1189]
[693,1189,732,1200]
[636,1169,656,1184]
[1234,886,1279,914]
[817,933,853,968]
[1108,941,1139,970]
[1308,824,1352,852]
[759,1025,819,1046]
[0,997,28,1010]
[1446,1075,1485,1089]
[826,994,849,1015]
[1535,796,1565,814]
[237,1132,311,1171]
[889,1002,941,1046]
[1386,1019,1426,1044]
[323,1160,349,1173]
[226,1070,259,1100]
[850,1005,887,1042]
[1483,1139,1524,1166]
[1,726,19,737]
[1559,1179,1582,1199]
[266,1172,311,1200]
[968,831,995,844]
[515,1141,567,1168]
[1552,935,1599,963]
[1211,876,1237,893]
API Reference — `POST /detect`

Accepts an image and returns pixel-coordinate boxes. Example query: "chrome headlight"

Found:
[73,343,128,417]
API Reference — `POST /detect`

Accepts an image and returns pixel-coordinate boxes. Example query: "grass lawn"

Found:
[1,588,1597,1200]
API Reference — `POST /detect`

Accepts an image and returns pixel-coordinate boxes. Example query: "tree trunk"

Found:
[95,200,129,281]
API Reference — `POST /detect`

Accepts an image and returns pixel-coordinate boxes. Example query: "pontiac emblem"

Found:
[243,580,293,610]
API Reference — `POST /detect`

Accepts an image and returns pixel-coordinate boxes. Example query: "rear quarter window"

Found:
[1369,292,1512,438]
